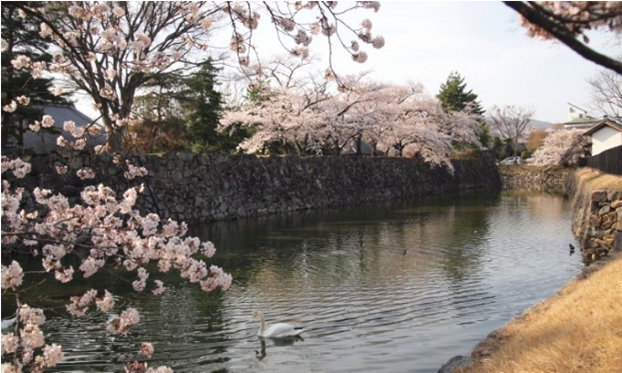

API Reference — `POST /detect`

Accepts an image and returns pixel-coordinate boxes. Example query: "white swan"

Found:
[1,317,16,331]
[254,310,304,338]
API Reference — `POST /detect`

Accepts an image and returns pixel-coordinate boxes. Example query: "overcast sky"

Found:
[244,1,617,124]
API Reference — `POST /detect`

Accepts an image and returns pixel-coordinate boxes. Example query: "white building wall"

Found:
[591,126,622,155]
[568,104,588,121]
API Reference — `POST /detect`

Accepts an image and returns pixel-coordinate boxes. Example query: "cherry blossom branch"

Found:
[504,1,622,74]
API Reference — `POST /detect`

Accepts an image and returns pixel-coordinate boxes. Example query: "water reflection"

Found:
[254,336,304,360]
[4,191,581,373]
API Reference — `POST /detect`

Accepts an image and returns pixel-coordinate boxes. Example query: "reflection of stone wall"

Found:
[6,151,501,222]
[566,169,622,260]
[499,166,572,192]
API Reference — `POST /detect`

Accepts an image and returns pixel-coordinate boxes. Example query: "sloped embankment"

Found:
[446,168,622,373]
[453,253,622,373]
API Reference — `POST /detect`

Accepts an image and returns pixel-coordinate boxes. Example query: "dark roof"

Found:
[563,117,601,130]
[20,105,106,154]
[584,117,622,136]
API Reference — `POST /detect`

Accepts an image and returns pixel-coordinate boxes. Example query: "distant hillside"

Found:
[528,119,554,129]
[485,117,555,135]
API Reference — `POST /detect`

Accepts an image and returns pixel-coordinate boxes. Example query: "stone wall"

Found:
[566,168,622,261]
[499,166,572,192]
[5,150,501,222]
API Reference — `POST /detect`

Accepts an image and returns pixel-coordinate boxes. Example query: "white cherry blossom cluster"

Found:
[1,261,24,290]
[124,161,148,180]
[1,153,232,372]
[532,128,590,166]
[0,303,64,372]
[515,2,622,41]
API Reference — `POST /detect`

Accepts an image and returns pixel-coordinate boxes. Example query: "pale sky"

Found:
[244,1,618,124]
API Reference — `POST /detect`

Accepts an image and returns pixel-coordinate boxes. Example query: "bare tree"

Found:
[588,63,622,117]
[505,1,622,75]
[489,105,535,156]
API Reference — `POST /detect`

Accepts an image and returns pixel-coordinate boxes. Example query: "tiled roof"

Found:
[16,105,106,154]
[584,117,622,136]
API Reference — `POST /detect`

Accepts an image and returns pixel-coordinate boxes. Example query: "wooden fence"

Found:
[581,145,622,175]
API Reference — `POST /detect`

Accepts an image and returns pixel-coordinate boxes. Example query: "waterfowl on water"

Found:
[1,317,16,330]
[254,310,304,338]
[569,243,575,255]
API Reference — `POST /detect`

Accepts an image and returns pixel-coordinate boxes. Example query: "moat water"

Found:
[9,191,582,373]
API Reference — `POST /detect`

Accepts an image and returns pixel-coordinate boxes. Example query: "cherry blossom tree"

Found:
[1,2,384,372]
[12,1,384,151]
[531,128,590,166]
[505,1,622,74]
[220,73,482,167]
[220,86,326,154]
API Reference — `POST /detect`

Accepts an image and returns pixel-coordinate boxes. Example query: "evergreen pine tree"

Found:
[181,59,224,153]
[436,71,484,115]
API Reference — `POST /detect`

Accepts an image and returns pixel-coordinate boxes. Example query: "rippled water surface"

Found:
[29,192,582,373]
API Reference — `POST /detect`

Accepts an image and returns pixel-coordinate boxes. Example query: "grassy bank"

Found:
[572,167,622,190]
[455,253,622,373]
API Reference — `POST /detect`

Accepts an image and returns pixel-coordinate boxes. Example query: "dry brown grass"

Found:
[574,168,622,191]
[456,254,622,373]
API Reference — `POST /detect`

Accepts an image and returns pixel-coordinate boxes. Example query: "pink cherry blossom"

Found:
[42,343,64,367]
[140,342,154,359]
[1,261,24,290]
